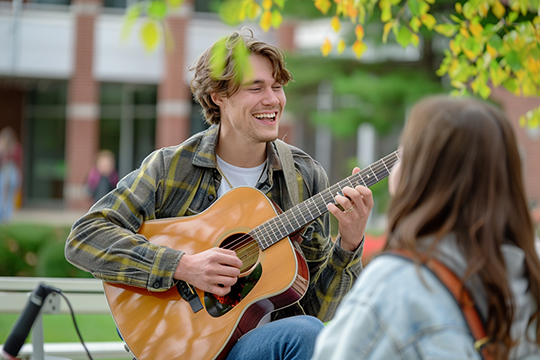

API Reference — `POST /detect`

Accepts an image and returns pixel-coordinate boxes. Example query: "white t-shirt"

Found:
[216,155,267,198]
[215,155,275,326]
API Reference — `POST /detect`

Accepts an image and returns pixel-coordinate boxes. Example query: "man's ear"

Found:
[211,93,223,106]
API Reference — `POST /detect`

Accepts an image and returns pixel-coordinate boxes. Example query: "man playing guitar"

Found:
[65,28,373,360]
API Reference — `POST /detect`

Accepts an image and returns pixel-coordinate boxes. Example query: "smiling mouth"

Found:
[253,112,277,122]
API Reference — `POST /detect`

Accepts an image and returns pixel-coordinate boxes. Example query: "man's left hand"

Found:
[327,167,374,252]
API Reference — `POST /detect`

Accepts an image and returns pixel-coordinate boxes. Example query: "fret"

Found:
[289,207,303,228]
[369,166,379,181]
[381,159,390,174]
[254,150,400,250]
[303,201,316,220]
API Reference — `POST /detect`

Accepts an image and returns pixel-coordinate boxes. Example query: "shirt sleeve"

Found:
[297,161,364,322]
[65,149,184,292]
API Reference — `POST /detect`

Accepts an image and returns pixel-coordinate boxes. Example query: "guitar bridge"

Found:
[176,281,203,313]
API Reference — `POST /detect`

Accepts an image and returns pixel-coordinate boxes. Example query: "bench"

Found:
[0,277,131,360]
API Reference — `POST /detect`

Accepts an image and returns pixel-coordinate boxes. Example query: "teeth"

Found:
[254,113,276,119]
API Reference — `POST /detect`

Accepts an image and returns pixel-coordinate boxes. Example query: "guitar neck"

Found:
[251,150,401,250]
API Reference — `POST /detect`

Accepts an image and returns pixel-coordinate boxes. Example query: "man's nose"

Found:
[261,87,280,106]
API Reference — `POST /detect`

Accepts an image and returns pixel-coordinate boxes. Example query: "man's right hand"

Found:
[174,248,242,297]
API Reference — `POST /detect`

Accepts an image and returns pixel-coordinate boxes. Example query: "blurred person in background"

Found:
[0,127,21,223]
[312,96,540,360]
[86,149,119,203]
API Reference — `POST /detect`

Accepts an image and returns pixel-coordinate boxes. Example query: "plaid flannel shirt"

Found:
[65,125,363,322]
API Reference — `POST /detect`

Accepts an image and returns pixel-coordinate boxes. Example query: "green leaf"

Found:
[271,9,283,28]
[147,0,167,20]
[434,23,458,37]
[507,11,519,23]
[209,38,227,80]
[462,2,476,19]
[462,36,482,60]
[167,0,184,8]
[408,0,420,16]
[233,37,252,83]
[488,35,503,52]
[219,0,244,26]
[505,50,522,71]
[274,0,285,9]
[396,26,412,48]
[503,77,519,94]
[121,3,141,42]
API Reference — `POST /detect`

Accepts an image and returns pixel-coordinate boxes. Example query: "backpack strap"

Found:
[386,249,492,360]
[274,139,299,210]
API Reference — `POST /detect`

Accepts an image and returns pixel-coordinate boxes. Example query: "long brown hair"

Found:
[386,95,540,358]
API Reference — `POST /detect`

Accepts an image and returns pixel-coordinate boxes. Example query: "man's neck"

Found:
[216,134,267,168]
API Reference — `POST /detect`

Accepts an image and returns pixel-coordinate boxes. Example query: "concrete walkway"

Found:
[11,208,88,227]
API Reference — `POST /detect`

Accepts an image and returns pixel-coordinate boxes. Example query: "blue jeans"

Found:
[226,316,324,360]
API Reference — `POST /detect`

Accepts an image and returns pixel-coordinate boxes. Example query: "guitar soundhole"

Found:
[205,233,262,318]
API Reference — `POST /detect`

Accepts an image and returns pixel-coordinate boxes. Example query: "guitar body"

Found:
[103,187,309,360]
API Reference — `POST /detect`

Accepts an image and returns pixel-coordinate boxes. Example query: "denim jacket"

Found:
[312,234,540,359]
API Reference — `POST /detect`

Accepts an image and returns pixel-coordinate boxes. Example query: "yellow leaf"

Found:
[450,39,461,55]
[260,10,272,32]
[346,2,358,20]
[460,27,470,38]
[411,33,420,47]
[315,0,332,14]
[455,2,462,14]
[355,24,364,40]
[140,20,161,52]
[337,39,346,54]
[421,14,436,30]
[321,37,332,57]
[383,21,394,43]
[352,40,368,58]
[247,1,261,18]
[527,56,540,76]
[262,0,272,10]
[480,3,489,17]
[486,43,498,58]
[492,0,505,19]
[519,114,527,127]
[522,78,537,96]
[410,17,422,32]
[331,16,341,32]
[469,21,483,37]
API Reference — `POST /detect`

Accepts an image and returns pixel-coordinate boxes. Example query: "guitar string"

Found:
[220,151,400,263]
[219,151,401,262]
[222,152,400,263]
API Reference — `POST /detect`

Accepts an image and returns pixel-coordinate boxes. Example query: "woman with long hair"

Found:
[312,96,540,359]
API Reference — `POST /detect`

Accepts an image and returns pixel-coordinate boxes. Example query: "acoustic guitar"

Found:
[103,150,400,360]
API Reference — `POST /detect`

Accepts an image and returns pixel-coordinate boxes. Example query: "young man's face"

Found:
[212,54,287,144]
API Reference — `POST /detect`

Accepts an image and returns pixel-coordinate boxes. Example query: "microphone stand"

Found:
[1,284,70,360]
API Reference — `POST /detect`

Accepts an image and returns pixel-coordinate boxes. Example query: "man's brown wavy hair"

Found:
[189,28,293,125]
[386,95,540,358]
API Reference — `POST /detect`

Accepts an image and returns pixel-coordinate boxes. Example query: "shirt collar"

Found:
[191,123,285,176]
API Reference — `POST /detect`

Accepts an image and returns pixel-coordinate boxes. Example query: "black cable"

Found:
[54,290,94,360]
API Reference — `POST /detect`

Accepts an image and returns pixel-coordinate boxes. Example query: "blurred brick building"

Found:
[0,0,538,218]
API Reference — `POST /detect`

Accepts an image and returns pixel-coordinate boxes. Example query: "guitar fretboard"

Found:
[250,150,401,250]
